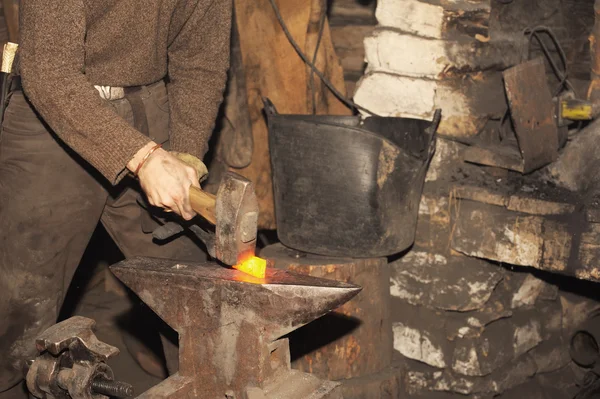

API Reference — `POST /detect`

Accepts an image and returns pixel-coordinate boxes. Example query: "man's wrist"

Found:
[127,141,160,173]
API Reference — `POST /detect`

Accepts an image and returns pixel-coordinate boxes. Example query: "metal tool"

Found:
[557,94,600,126]
[25,316,133,399]
[109,256,361,398]
[152,171,259,266]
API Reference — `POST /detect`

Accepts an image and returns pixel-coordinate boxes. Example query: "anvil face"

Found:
[114,255,355,286]
[110,257,361,398]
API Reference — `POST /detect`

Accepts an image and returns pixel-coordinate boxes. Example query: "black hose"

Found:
[267,0,378,116]
[309,0,328,114]
[524,26,575,95]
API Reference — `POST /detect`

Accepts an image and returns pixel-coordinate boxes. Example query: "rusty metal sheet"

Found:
[463,143,525,173]
[503,57,559,173]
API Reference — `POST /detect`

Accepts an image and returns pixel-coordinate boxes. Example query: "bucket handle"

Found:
[424,109,442,162]
[262,97,279,118]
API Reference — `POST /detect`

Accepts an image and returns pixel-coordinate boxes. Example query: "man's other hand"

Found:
[128,143,199,220]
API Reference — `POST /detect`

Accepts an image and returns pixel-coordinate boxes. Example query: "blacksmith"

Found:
[0,0,231,397]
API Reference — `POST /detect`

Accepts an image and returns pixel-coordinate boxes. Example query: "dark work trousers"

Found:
[0,81,205,398]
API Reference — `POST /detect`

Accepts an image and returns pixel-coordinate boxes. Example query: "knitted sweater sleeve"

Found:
[19,1,151,184]
[167,0,232,159]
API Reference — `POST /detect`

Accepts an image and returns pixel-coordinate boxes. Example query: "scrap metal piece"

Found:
[34,317,119,361]
[503,57,559,173]
[215,172,259,265]
[110,257,361,398]
[464,57,561,174]
[26,317,132,399]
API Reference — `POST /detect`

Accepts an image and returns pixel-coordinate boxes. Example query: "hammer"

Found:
[187,172,259,266]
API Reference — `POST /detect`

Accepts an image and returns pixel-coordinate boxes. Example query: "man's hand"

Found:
[127,142,199,220]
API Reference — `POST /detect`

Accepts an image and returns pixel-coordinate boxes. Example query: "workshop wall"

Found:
[353,0,600,397]
[354,0,508,138]
[353,0,593,137]
[328,0,377,95]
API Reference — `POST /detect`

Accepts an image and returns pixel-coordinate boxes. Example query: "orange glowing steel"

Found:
[233,256,267,279]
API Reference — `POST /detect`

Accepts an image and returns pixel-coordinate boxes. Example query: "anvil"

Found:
[110,257,361,398]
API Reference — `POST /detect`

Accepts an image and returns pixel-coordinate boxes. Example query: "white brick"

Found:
[353,72,436,119]
[365,29,502,81]
[393,322,447,368]
[354,71,489,137]
[365,31,446,78]
[376,0,445,39]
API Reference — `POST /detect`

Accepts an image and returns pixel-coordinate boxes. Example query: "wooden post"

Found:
[261,244,399,398]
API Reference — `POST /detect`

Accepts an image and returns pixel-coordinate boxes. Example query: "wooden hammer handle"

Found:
[189,186,217,225]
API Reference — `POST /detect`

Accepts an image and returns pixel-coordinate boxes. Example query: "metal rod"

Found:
[91,378,134,398]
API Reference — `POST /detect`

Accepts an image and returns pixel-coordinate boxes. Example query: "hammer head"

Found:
[214,172,259,265]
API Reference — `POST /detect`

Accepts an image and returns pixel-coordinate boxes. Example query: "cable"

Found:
[498,26,574,141]
[523,26,575,95]
[309,0,327,114]
[267,0,377,116]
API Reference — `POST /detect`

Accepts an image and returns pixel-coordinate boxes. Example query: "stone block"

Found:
[364,30,448,78]
[354,72,436,119]
[354,71,503,137]
[529,337,570,374]
[376,0,445,38]
[404,354,537,396]
[560,292,600,338]
[375,0,491,39]
[534,364,582,398]
[364,30,517,80]
[450,200,572,273]
[414,193,451,250]
[390,251,503,311]
[451,312,542,376]
[392,303,451,368]
[510,274,557,309]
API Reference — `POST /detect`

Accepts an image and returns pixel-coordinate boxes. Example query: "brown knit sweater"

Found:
[19,0,232,184]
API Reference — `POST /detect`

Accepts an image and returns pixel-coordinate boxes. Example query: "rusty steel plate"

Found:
[503,57,559,173]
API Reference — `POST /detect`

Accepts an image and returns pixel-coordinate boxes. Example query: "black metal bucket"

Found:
[264,99,440,258]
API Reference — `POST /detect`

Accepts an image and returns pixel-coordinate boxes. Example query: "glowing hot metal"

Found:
[233,255,267,279]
